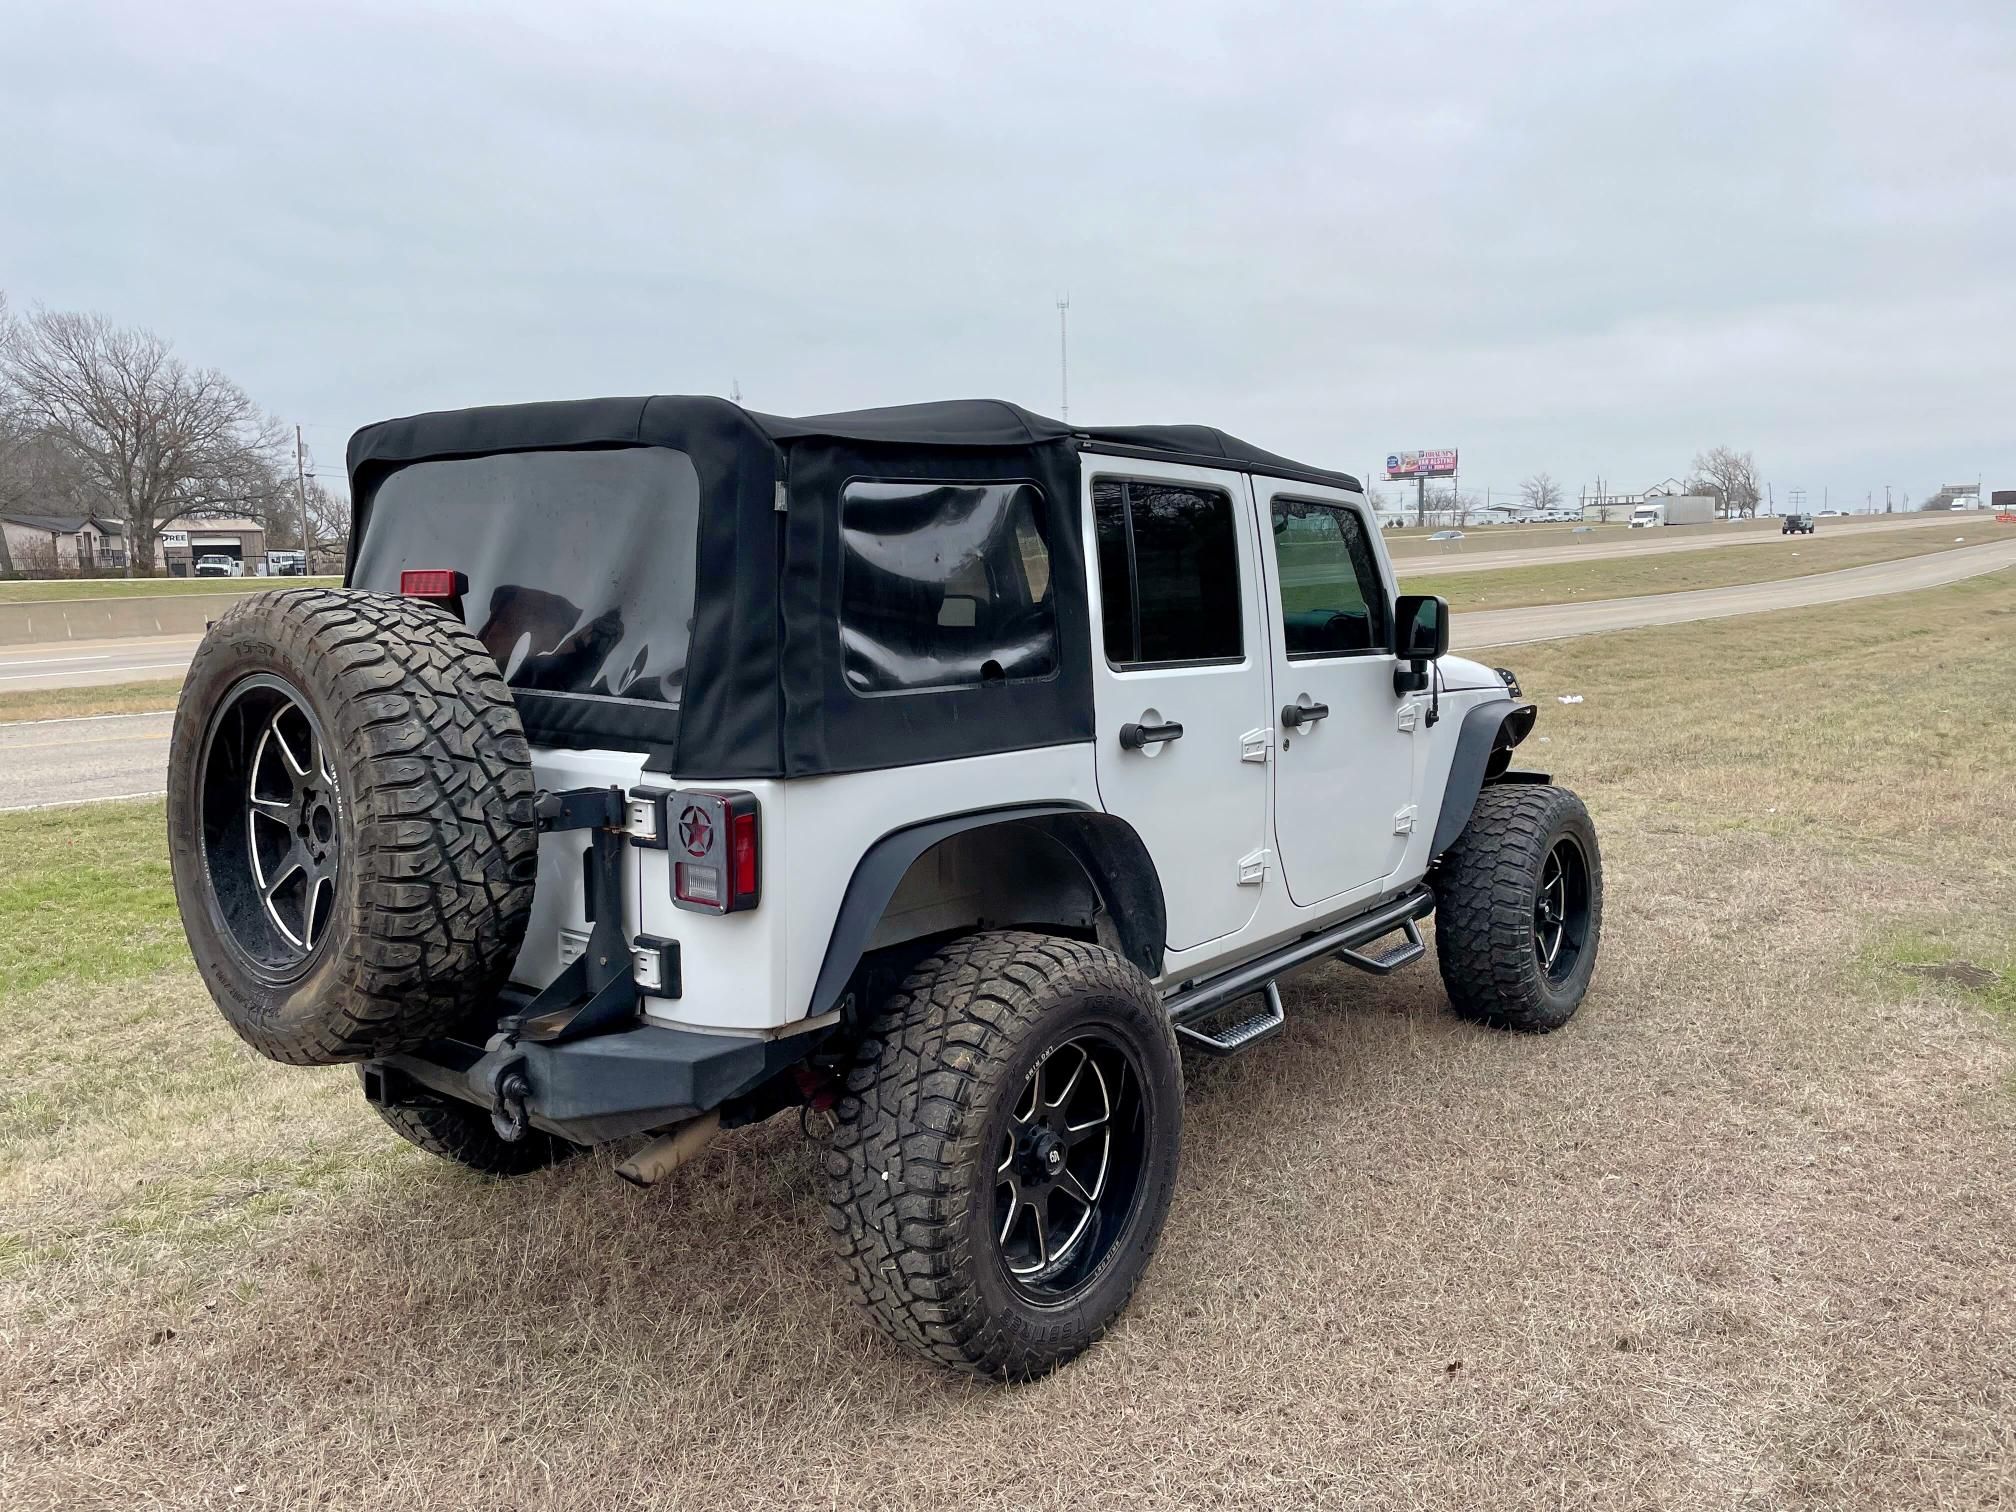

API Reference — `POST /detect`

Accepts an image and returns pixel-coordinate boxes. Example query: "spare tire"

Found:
[167,588,539,1065]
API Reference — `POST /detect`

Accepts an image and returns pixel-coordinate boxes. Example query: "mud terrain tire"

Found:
[1434,784,1603,1032]
[825,931,1182,1380]
[167,588,537,1065]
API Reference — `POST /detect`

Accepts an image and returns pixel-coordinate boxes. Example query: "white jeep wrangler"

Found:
[166,397,1601,1379]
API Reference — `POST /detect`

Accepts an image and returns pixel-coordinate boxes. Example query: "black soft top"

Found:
[345,396,1361,779]
[347,396,1361,494]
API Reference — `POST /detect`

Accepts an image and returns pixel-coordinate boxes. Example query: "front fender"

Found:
[1429,698,1541,857]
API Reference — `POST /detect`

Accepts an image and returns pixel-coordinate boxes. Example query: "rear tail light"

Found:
[399,569,467,601]
[669,790,760,914]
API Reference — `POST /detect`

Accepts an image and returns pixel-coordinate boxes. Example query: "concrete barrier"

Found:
[0,591,257,646]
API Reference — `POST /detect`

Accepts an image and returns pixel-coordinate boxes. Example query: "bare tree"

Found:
[259,474,348,560]
[1689,446,1762,518]
[1520,472,1563,514]
[0,307,288,575]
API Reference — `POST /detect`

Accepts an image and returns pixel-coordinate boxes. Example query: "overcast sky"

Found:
[3,0,2011,509]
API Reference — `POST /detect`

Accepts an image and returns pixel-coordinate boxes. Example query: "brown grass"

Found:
[0,577,340,604]
[4,579,2014,1510]
[1404,530,1979,611]
[0,679,182,725]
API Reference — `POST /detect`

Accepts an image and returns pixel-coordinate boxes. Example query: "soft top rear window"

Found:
[352,447,700,706]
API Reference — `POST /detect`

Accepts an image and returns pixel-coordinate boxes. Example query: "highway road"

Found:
[0,633,203,692]
[1393,511,1969,575]
[3,540,2012,810]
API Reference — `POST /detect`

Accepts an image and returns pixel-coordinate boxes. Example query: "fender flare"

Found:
[808,803,1167,1019]
[1429,698,1542,858]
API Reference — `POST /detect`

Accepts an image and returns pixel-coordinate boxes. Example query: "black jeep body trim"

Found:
[1429,698,1541,858]
[808,802,1167,1020]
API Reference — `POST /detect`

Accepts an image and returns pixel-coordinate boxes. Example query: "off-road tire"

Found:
[824,931,1182,1380]
[1434,784,1602,1032]
[374,1098,577,1177]
[168,588,538,1065]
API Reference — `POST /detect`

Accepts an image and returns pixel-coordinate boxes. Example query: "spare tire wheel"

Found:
[167,588,539,1065]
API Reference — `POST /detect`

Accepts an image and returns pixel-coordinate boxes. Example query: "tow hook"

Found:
[489,1066,532,1143]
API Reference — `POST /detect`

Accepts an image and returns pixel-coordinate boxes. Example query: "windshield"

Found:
[351,447,701,706]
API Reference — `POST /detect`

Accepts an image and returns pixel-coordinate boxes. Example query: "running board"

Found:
[1174,981,1285,1057]
[1337,917,1426,976]
[1164,886,1435,1034]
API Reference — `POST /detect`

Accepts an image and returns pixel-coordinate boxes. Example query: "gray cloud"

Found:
[3,0,2010,507]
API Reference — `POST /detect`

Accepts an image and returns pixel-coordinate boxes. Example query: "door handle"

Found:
[1118,720,1184,751]
[1280,702,1330,729]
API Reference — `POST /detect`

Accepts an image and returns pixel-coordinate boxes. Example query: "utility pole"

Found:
[730,378,742,405]
[1055,295,1071,422]
[295,425,312,570]
[1885,483,1892,514]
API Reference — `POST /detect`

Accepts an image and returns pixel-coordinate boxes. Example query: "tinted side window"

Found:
[1271,498,1389,657]
[1092,478,1242,666]
[839,480,1058,695]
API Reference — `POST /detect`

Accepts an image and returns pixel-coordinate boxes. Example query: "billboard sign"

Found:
[1385,449,1458,480]
[160,530,190,549]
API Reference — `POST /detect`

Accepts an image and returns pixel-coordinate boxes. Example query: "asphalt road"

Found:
[0,633,204,692]
[1393,511,1968,575]
[3,541,2012,810]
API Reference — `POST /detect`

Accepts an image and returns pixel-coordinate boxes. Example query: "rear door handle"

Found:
[1118,720,1184,750]
[1280,702,1330,729]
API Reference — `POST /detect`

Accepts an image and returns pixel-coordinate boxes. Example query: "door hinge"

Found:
[1396,701,1420,732]
[1393,805,1418,835]
[1239,727,1273,764]
[1237,847,1273,886]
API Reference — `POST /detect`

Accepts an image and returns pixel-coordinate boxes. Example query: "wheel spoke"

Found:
[303,873,331,946]
[262,853,306,904]
[1060,1168,1098,1208]
[998,1181,1021,1244]
[269,716,309,779]
[1064,1055,1111,1134]
[1031,1198,1050,1268]
[1045,1045,1088,1111]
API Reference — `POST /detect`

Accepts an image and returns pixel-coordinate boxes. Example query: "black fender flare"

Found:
[1430,698,1542,858]
[808,803,1167,1019]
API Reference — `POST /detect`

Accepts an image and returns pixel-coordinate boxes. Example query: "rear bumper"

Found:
[361,1021,823,1146]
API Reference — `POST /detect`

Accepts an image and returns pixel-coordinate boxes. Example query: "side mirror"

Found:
[1392,594,1449,661]
[1391,594,1448,694]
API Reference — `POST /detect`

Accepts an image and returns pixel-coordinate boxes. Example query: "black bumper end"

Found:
[361,1020,824,1146]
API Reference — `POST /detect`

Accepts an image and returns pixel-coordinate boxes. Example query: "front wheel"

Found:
[1433,784,1603,1031]
[824,932,1182,1380]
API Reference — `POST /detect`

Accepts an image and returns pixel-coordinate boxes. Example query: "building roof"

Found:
[0,512,125,536]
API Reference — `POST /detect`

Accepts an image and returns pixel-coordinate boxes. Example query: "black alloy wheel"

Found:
[1532,834,1593,986]
[994,1031,1149,1298]
[197,672,344,975]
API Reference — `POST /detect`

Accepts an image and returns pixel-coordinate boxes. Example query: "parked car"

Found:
[194,554,238,577]
[1427,529,1466,542]
[1782,514,1815,535]
[164,397,1602,1381]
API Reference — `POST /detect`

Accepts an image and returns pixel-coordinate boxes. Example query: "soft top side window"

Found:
[839,479,1058,695]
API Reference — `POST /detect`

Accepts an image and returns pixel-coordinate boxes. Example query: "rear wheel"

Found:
[1433,784,1602,1031]
[824,932,1182,1380]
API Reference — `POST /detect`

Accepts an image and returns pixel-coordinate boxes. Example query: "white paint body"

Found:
[512,450,1499,1035]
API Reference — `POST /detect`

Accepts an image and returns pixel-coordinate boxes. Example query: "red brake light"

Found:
[400,569,465,599]
[731,810,759,898]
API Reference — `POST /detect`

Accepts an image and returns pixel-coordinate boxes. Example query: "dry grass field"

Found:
[0,577,341,604]
[4,574,2013,1510]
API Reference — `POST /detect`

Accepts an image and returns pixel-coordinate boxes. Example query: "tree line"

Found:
[0,294,345,577]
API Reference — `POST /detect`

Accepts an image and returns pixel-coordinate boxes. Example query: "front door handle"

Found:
[1280,701,1330,729]
[1118,720,1185,751]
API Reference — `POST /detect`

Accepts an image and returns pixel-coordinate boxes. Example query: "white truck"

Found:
[1628,496,1715,528]
[165,396,1603,1380]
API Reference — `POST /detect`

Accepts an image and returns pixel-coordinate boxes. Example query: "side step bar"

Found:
[1165,886,1435,1054]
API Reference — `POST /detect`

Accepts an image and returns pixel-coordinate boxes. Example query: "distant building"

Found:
[1922,483,1982,511]
[0,512,128,575]
[159,515,268,576]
